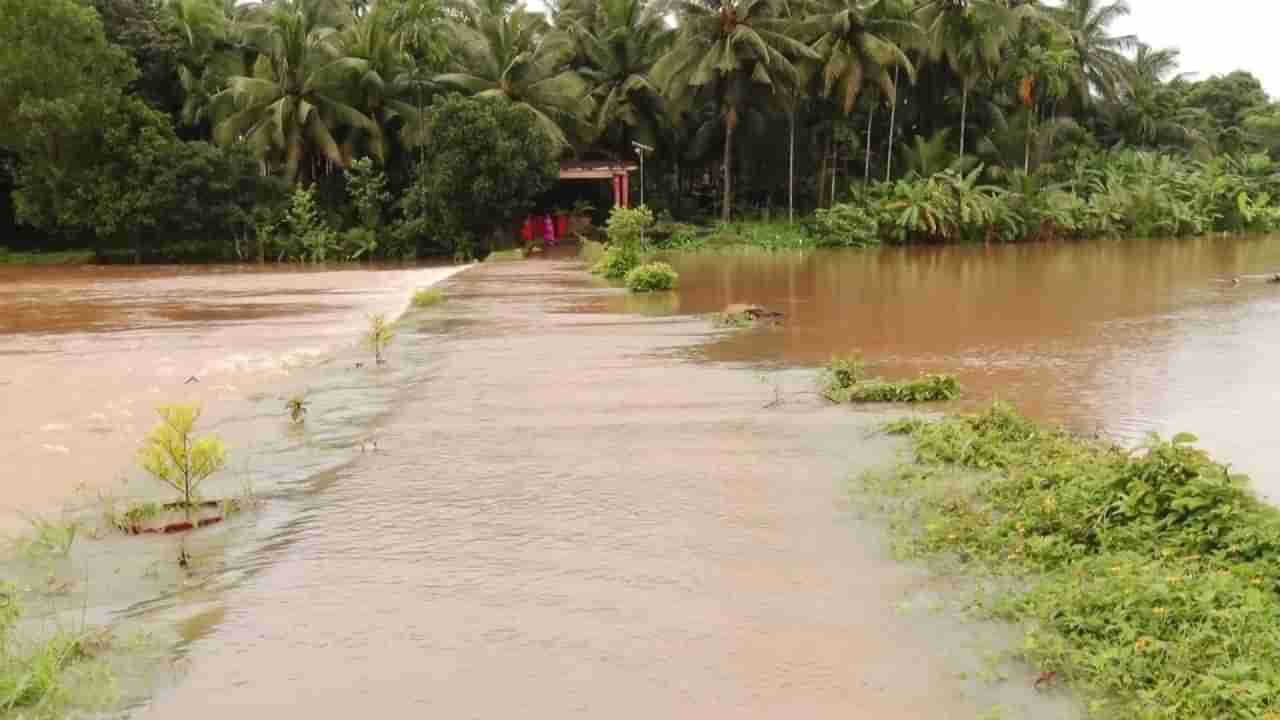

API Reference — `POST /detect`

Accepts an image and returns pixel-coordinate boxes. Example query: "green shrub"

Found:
[624,262,679,292]
[411,287,445,308]
[872,404,1280,718]
[807,204,880,247]
[591,245,643,280]
[341,227,378,261]
[364,313,395,364]
[605,205,654,246]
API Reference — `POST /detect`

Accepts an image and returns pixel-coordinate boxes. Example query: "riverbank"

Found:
[0,250,95,265]
[864,405,1280,718]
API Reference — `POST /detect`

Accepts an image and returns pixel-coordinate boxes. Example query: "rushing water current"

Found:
[1,237,1276,717]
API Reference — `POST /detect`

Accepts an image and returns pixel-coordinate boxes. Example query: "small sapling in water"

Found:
[364,313,395,365]
[286,394,309,424]
[137,404,227,512]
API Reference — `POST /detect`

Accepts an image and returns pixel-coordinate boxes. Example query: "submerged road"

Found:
[139,258,1076,718]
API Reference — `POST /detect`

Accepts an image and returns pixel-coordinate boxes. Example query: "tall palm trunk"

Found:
[864,100,875,184]
[788,107,795,224]
[817,129,830,208]
[960,84,969,159]
[886,65,899,182]
[722,107,738,222]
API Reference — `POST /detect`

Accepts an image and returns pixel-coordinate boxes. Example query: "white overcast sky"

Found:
[1114,0,1276,96]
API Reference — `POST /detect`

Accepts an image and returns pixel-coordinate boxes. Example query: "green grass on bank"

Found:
[867,404,1280,719]
[0,250,95,266]
[1,581,111,715]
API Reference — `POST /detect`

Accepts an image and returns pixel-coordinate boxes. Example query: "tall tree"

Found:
[571,0,673,152]
[436,5,592,150]
[652,0,817,220]
[922,0,1020,158]
[1051,0,1136,103]
[211,0,380,185]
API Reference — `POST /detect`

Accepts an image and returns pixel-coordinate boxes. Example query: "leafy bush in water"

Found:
[873,404,1280,718]
[591,245,643,280]
[831,374,960,403]
[821,356,958,403]
[807,204,880,247]
[605,205,654,246]
[624,262,678,292]
[411,288,445,307]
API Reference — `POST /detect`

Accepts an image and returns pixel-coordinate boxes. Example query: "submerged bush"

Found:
[624,262,678,292]
[364,313,395,364]
[821,357,959,403]
[411,288,445,308]
[871,404,1280,718]
[591,245,643,280]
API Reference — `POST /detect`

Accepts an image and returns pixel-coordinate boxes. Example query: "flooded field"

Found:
[2,237,1277,717]
[604,236,1280,497]
[0,263,464,534]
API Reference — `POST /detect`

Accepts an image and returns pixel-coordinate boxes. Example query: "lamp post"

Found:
[632,141,654,208]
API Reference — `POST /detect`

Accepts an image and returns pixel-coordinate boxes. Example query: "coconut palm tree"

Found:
[211,0,380,185]
[808,0,917,116]
[651,0,817,220]
[436,5,591,151]
[571,0,673,151]
[336,7,433,160]
[1051,0,1136,102]
[921,0,1021,159]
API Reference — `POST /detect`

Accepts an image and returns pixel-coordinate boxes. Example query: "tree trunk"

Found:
[1024,108,1033,175]
[887,65,900,182]
[864,101,875,184]
[960,85,969,159]
[722,107,738,222]
[817,129,830,209]
[788,108,795,224]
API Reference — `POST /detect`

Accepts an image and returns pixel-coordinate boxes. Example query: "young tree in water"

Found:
[400,94,558,259]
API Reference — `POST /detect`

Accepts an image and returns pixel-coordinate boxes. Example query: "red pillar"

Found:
[621,172,630,208]
[611,175,621,207]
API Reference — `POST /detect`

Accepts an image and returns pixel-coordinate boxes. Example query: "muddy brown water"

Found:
[601,236,1280,499]
[1,238,1275,717]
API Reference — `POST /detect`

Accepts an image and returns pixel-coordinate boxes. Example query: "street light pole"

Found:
[631,142,654,208]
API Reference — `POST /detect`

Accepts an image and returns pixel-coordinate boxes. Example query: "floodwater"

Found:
[2,237,1275,718]
[0,263,465,534]
[605,236,1280,497]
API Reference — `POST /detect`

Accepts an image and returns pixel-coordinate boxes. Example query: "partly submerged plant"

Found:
[364,313,395,365]
[591,246,644,280]
[14,516,79,558]
[286,394,309,425]
[137,404,227,510]
[821,356,959,403]
[624,262,679,292]
[411,288,445,308]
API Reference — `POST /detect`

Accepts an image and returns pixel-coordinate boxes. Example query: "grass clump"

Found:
[870,403,1280,719]
[1,584,106,714]
[0,249,95,266]
[821,356,959,403]
[410,287,445,308]
[624,262,678,292]
[138,404,227,510]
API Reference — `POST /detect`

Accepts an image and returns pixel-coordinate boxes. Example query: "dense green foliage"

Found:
[872,405,1280,718]
[624,261,679,292]
[400,94,559,259]
[6,0,1280,259]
